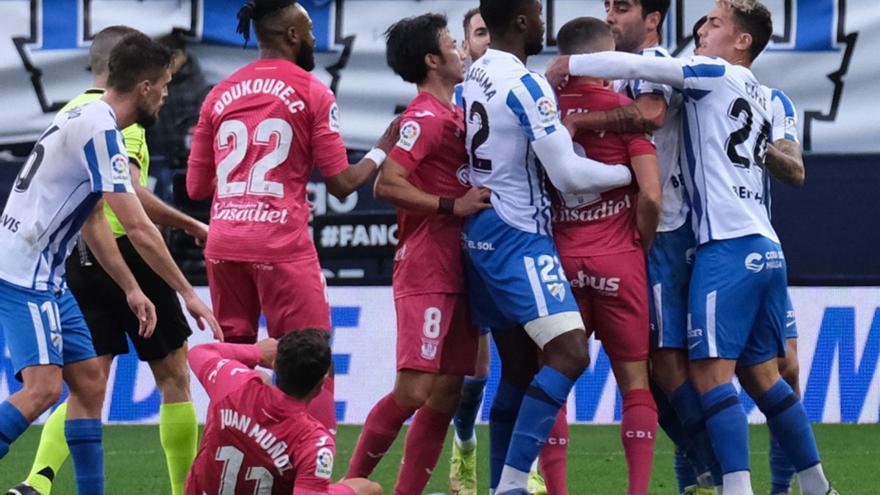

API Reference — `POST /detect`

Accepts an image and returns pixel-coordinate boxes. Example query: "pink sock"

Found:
[621,389,658,495]
[345,394,415,479]
[393,406,453,495]
[540,405,569,495]
[308,375,337,434]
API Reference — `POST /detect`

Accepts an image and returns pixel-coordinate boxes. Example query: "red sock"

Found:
[621,389,658,495]
[393,406,453,495]
[539,405,569,495]
[308,375,337,434]
[345,394,415,479]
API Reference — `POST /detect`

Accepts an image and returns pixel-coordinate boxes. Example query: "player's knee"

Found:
[779,355,800,390]
[546,337,589,378]
[25,380,63,412]
[156,369,191,401]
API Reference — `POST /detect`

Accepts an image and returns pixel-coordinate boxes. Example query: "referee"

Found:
[8,26,209,495]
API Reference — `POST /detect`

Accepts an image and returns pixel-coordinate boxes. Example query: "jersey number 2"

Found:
[216,445,275,494]
[467,101,493,173]
[217,119,293,198]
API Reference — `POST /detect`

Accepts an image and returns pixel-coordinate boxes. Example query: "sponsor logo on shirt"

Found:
[315,447,334,479]
[1,213,20,233]
[570,271,621,296]
[396,121,421,152]
[212,201,290,224]
[745,250,785,273]
[110,153,129,183]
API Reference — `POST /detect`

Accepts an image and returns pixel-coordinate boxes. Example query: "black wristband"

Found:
[438,197,455,215]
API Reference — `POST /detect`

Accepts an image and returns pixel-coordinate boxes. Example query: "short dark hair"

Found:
[275,329,332,399]
[385,14,448,84]
[637,0,670,40]
[463,7,481,36]
[89,26,139,76]
[106,33,172,92]
[557,17,614,55]
[479,0,534,35]
[720,0,773,60]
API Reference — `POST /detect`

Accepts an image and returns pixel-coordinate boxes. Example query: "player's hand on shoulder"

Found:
[454,187,493,217]
[255,338,278,369]
[377,116,402,153]
[182,290,224,341]
[126,288,157,339]
[546,55,572,90]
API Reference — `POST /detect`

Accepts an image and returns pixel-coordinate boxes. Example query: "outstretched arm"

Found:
[188,340,276,401]
[532,130,632,194]
[564,94,667,136]
[547,52,686,90]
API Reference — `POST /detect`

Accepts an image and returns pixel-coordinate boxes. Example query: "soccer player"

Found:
[448,8,492,495]
[462,1,634,492]
[186,0,394,434]
[547,1,838,494]
[0,32,220,495]
[552,17,661,495]
[185,331,382,495]
[344,14,489,494]
[6,26,210,495]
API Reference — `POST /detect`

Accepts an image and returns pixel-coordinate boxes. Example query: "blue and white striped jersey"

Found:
[678,56,778,245]
[0,99,134,292]
[462,49,560,235]
[769,87,798,143]
[615,46,689,232]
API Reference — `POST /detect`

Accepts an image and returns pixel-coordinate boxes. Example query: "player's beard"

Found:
[297,41,316,72]
[135,106,159,129]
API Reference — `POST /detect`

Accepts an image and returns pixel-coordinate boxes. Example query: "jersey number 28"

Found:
[725,97,771,169]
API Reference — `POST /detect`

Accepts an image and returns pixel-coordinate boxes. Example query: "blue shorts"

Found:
[0,279,96,380]
[687,235,787,367]
[648,220,696,349]
[784,291,798,339]
[463,209,579,331]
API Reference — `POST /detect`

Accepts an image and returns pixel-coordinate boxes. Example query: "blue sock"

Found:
[489,380,526,489]
[0,400,30,459]
[675,448,698,492]
[757,379,820,472]
[504,367,573,474]
[770,436,795,494]
[66,419,104,495]
[700,383,750,475]
[671,380,723,484]
[454,376,487,443]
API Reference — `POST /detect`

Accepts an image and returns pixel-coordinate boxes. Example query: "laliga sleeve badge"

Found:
[329,103,341,133]
[110,154,130,183]
[315,447,334,479]
[535,96,559,126]
[396,120,421,152]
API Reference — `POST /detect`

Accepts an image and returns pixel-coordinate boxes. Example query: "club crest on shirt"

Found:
[536,97,558,126]
[315,447,334,479]
[421,339,438,360]
[396,120,421,152]
[110,154,129,182]
[547,282,567,302]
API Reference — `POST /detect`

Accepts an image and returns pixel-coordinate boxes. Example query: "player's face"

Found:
[693,17,707,55]
[136,68,171,128]
[523,0,546,56]
[463,13,490,62]
[698,5,746,63]
[294,6,317,71]
[436,29,466,85]
[605,0,647,53]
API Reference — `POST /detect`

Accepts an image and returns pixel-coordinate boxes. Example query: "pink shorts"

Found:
[562,250,649,362]
[395,293,477,376]
[206,257,331,342]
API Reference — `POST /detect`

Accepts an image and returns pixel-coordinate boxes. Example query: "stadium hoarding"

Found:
[0,0,875,152]
[1,287,878,425]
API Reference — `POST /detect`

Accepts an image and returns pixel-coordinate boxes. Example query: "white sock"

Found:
[722,470,753,495]
[455,431,477,452]
[496,465,529,492]
[797,464,830,495]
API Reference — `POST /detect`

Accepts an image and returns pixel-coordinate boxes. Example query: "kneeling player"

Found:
[344,14,489,494]
[186,331,382,495]
[551,18,661,495]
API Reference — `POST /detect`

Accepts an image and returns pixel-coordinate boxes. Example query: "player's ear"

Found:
[645,11,661,33]
[138,79,151,98]
[514,13,529,33]
[424,52,440,71]
[734,31,753,55]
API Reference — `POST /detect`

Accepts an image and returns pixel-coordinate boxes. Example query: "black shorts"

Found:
[66,236,192,362]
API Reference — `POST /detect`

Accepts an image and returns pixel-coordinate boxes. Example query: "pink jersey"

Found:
[388,92,469,297]
[186,344,337,495]
[188,58,349,263]
[552,83,656,257]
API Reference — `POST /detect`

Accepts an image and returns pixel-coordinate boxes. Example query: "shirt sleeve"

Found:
[121,125,148,171]
[506,73,561,142]
[770,88,799,142]
[681,56,728,98]
[82,128,135,194]
[186,95,218,201]
[387,112,442,173]
[188,343,264,402]
[310,82,349,179]
[292,428,337,494]
[629,48,674,104]
[624,133,658,158]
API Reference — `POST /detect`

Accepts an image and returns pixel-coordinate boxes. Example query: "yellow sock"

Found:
[25,402,70,495]
[159,402,198,495]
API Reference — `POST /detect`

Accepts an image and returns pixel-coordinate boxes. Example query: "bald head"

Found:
[89,26,140,78]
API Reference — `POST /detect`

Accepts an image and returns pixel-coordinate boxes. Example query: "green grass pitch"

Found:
[0,424,875,493]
